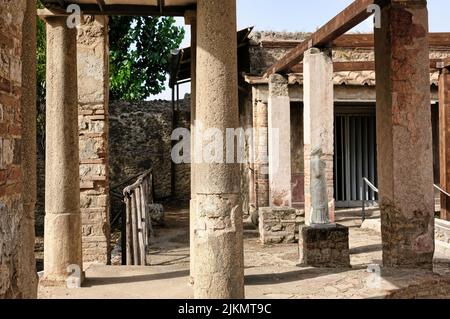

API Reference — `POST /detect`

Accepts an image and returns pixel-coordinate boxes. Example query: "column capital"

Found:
[268,73,289,97]
[37,8,68,21]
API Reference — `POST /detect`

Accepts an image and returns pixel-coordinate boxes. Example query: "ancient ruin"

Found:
[1,0,450,300]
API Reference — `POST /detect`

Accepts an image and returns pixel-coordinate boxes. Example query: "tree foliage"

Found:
[109,16,185,101]
[35,4,185,104]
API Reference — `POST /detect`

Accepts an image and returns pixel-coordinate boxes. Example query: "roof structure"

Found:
[41,0,197,16]
[169,27,253,88]
[245,32,450,87]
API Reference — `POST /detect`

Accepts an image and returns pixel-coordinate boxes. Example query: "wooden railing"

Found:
[122,169,154,266]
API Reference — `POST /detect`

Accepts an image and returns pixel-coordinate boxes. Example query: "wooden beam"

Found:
[264,0,377,76]
[96,0,106,12]
[42,2,195,16]
[290,59,443,73]
[260,33,450,50]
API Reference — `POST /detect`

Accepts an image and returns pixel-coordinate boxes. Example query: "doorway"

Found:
[334,105,378,208]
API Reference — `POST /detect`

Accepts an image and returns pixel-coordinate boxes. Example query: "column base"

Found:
[259,207,304,244]
[298,224,350,268]
[39,271,85,288]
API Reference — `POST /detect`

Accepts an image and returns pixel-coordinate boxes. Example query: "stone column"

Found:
[19,0,39,297]
[303,48,335,226]
[439,68,450,221]
[77,16,110,264]
[194,0,244,299]
[185,10,197,285]
[253,100,269,208]
[375,0,435,268]
[43,16,83,283]
[268,74,292,207]
[299,48,349,268]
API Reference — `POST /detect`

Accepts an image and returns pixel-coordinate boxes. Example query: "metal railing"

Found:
[361,181,450,222]
[434,184,450,198]
[361,177,379,222]
[122,169,154,266]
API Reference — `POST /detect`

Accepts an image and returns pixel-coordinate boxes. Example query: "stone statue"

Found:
[310,147,331,225]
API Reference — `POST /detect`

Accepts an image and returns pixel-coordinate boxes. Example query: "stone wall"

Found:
[0,0,37,298]
[77,16,110,264]
[109,98,191,211]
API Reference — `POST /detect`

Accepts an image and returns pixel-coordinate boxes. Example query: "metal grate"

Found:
[334,112,378,208]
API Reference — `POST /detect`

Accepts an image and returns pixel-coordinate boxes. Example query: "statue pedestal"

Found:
[298,224,350,268]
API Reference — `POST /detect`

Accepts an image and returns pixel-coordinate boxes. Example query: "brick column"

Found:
[375,0,435,268]
[77,16,110,264]
[43,15,83,284]
[268,74,292,207]
[303,48,335,226]
[439,68,450,221]
[0,0,38,298]
[194,0,244,299]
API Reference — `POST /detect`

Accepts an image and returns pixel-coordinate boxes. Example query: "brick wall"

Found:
[0,0,37,298]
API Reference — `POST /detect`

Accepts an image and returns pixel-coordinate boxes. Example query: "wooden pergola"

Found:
[41,0,196,16]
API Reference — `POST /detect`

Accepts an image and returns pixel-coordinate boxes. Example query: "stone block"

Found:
[299,224,350,268]
[259,207,304,244]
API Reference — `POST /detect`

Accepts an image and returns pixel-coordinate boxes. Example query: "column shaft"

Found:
[187,13,197,284]
[19,0,38,297]
[375,0,435,268]
[253,100,269,208]
[77,15,110,264]
[439,69,450,221]
[43,16,83,282]
[268,74,292,207]
[194,0,244,299]
[303,48,335,225]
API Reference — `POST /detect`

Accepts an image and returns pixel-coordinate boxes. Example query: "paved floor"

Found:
[38,206,450,299]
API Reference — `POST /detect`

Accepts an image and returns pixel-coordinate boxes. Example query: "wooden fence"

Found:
[122,169,154,266]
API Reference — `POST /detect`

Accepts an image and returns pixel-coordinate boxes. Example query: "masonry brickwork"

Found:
[77,16,110,264]
[0,0,37,298]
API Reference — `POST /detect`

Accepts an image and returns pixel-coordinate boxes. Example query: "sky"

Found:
[151,0,450,100]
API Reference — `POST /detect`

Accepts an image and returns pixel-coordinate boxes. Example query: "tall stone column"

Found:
[253,100,269,208]
[77,16,110,264]
[375,0,435,268]
[19,0,39,297]
[43,16,83,283]
[194,0,244,299]
[303,48,335,226]
[439,68,450,221]
[299,47,349,268]
[268,74,292,207]
[185,10,197,285]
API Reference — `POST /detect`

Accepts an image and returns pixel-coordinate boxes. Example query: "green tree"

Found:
[36,6,185,104]
[109,16,185,101]
[36,0,46,149]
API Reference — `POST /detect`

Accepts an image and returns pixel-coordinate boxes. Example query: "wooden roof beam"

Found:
[290,59,444,73]
[264,0,380,77]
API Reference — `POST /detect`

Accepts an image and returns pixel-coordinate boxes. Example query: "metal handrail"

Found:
[362,177,379,222]
[434,184,450,198]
